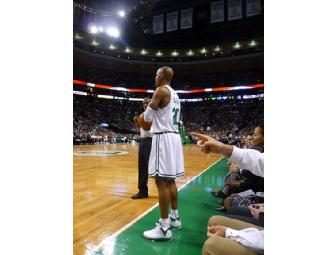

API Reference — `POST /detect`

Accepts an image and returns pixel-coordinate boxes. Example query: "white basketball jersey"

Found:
[150,85,181,134]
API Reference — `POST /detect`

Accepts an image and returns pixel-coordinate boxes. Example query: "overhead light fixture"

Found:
[140,49,147,55]
[156,51,163,56]
[171,50,179,56]
[200,48,207,54]
[106,27,120,38]
[118,10,126,18]
[233,42,241,49]
[125,47,131,53]
[109,44,116,50]
[187,50,194,56]
[91,40,99,46]
[249,40,257,46]
[214,46,221,52]
[89,25,98,34]
[74,34,82,40]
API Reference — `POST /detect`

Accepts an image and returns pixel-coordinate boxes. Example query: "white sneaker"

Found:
[169,215,182,230]
[143,222,172,241]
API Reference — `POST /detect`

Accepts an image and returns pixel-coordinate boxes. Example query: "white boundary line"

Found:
[95,155,225,248]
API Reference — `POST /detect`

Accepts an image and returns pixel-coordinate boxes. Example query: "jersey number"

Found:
[172,108,180,125]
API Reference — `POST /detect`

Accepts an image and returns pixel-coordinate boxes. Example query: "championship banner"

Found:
[166,11,178,32]
[211,1,225,23]
[180,8,193,30]
[228,0,242,21]
[153,14,164,34]
[246,0,261,17]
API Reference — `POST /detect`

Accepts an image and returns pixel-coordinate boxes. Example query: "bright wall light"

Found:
[156,51,163,56]
[109,44,116,50]
[171,51,179,56]
[125,47,131,53]
[106,27,120,38]
[140,49,147,55]
[200,48,207,54]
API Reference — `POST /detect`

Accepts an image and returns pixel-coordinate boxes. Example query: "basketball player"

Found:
[143,66,184,241]
[131,98,152,199]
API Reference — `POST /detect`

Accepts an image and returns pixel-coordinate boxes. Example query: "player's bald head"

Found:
[158,66,174,82]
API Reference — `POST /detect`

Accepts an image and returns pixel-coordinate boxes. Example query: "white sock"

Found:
[171,209,179,218]
[160,218,170,230]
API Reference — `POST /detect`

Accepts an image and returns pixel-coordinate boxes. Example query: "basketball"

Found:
[138,113,152,130]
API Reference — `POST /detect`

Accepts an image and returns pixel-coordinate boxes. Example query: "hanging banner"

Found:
[180,8,193,30]
[211,1,225,23]
[228,0,242,21]
[166,11,178,32]
[153,14,164,34]
[246,0,261,17]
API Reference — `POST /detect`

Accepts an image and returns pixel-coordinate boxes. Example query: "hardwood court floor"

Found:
[74,143,222,255]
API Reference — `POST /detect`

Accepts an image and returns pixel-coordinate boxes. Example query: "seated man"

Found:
[203,215,264,255]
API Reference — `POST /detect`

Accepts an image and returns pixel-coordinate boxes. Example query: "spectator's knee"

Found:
[208,215,224,227]
[202,237,217,255]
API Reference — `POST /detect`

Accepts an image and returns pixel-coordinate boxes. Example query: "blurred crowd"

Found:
[73,94,263,146]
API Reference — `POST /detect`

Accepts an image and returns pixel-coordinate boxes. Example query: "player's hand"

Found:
[207,226,227,237]
[191,132,224,154]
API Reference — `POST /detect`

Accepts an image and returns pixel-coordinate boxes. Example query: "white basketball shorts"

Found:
[148,132,184,179]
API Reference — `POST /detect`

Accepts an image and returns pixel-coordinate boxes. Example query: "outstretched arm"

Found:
[191,132,264,177]
[190,132,234,157]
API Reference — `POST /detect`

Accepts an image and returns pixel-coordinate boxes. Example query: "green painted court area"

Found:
[95,157,228,255]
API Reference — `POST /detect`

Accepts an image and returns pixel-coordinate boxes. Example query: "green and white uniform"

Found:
[148,85,185,179]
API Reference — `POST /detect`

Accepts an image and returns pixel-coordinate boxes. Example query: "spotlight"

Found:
[125,47,131,53]
[156,51,163,56]
[187,50,194,56]
[200,48,207,54]
[233,42,241,49]
[249,40,257,47]
[140,49,147,55]
[91,40,99,46]
[214,46,221,52]
[89,25,98,34]
[118,10,126,18]
[106,27,120,38]
[171,51,179,56]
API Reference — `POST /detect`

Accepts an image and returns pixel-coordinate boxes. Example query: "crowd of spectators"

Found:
[73,94,263,146]
[73,95,140,144]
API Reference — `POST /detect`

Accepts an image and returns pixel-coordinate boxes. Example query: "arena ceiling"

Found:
[73,0,263,61]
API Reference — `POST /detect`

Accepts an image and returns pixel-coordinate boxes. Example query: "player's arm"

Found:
[144,87,164,122]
